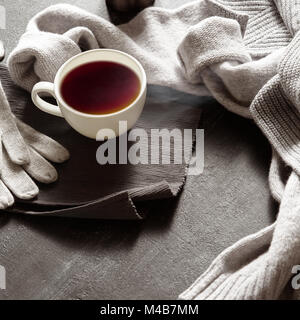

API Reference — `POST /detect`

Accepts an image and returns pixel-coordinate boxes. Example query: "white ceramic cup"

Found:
[31,49,147,139]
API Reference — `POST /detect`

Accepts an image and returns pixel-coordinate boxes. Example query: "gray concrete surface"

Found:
[0,0,275,299]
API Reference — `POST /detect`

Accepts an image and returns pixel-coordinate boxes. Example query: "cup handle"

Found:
[31,82,63,117]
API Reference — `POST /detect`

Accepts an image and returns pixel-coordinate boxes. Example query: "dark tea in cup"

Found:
[60,61,141,115]
[32,49,147,139]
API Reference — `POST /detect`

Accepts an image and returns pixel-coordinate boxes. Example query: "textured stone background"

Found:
[0,0,275,299]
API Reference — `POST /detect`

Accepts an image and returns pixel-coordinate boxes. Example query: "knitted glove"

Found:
[0,81,69,208]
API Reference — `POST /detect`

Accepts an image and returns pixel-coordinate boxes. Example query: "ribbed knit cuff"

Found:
[273,0,299,36]
[278,31,300,111]
[250,75,300,176]
[178,223,275,300]
[179,172,300,300]
[210,0,292,57]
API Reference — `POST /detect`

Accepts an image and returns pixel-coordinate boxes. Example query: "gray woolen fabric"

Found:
[8,1,213,96]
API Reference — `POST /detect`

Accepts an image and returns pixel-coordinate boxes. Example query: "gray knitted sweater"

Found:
[7,0,300,299]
